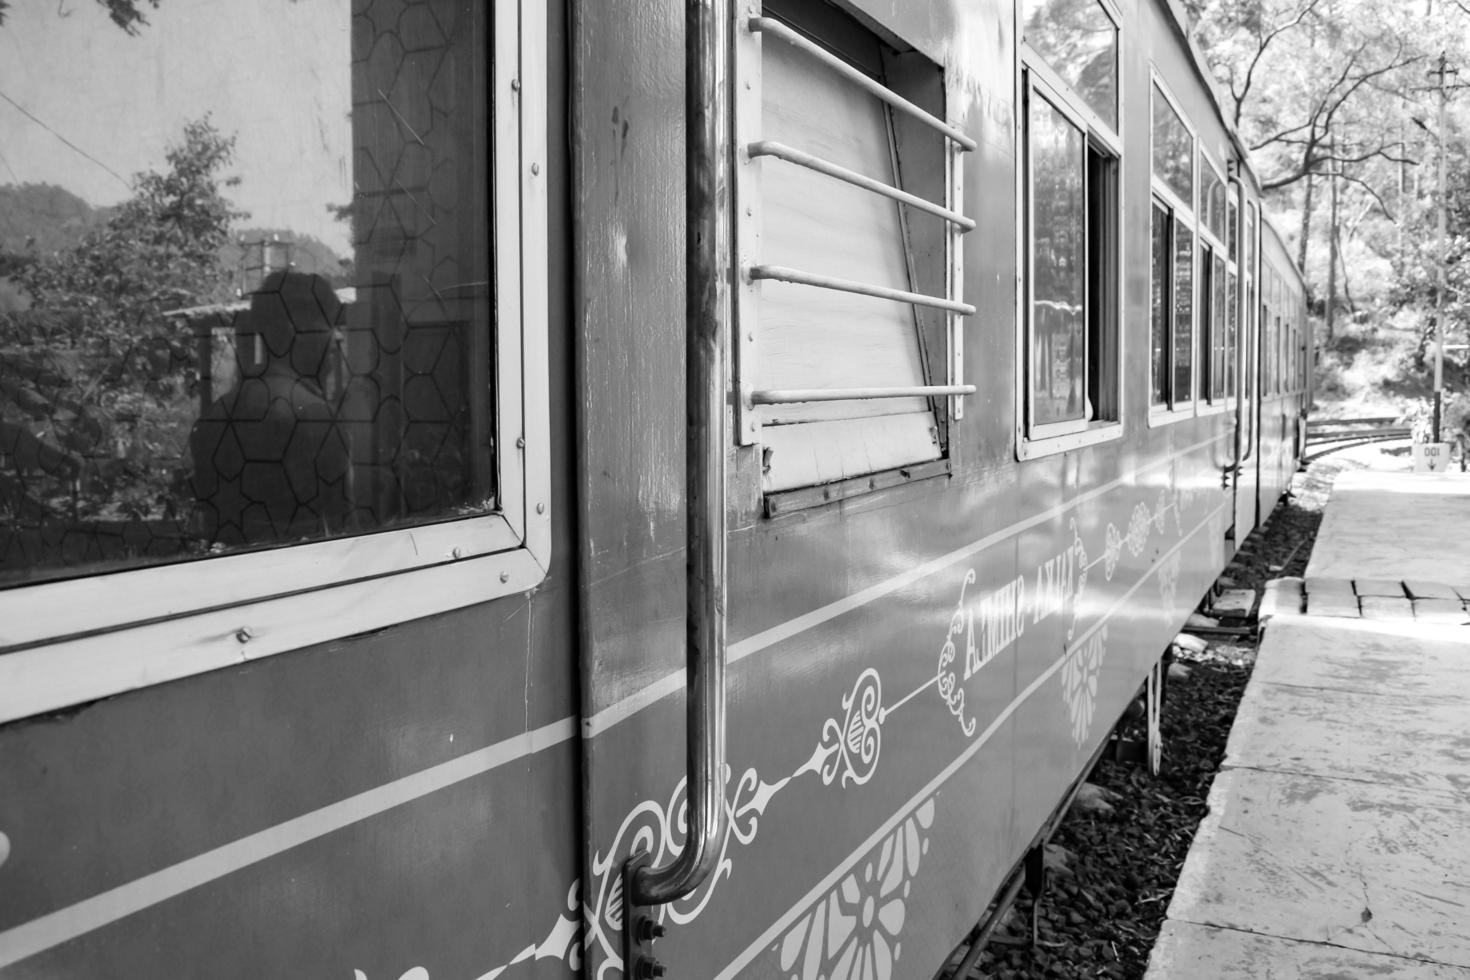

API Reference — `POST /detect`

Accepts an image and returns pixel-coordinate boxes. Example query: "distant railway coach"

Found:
[0,0,1308,977]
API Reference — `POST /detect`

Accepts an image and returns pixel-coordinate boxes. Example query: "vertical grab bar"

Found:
[629,0,730,910]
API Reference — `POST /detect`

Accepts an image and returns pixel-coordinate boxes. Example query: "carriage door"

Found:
[1233,195,1260,542]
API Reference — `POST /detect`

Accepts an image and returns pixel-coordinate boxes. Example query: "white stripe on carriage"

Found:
[0,715,577,970]
[582,430,1229,737]
[711,499,1231,980]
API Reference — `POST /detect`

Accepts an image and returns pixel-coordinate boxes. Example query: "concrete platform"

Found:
[1146,469,1470,979]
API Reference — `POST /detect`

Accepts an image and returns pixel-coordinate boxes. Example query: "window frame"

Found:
[1015,1,1126,460]
[1195,150,1234,415]
[1147,73,1199,425]
[732,2,971,506]
[0,0,551,724]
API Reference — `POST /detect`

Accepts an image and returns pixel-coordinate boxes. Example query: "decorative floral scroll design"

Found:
[583,767,787,980]
[1103,522,1124,581]
[813,668,885,787]
[1158,551,1182,624]
[936,569,977,736]
[352,879,583,980]
[777,798,936,980]
[1158,488,1174,535]
[1066,517,1089,644]
[1060,625,1108,747]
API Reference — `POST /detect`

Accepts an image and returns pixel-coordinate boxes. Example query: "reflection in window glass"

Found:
[1029,96,1087,426]
[1152,87,1192,204]
[1173,223,1194,402]
[1200,156,1225,241]
[1228,198,1238,262]
[1150,204,1170,405]
[1021,0,1118,129]
[1211,252,1227,400]
[1226,270,1238,398]
[0,0,492,585]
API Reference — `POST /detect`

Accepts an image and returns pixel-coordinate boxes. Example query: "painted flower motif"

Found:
[1060,627,1107,746]
[1126,503,1151,557]
[1158,550,1182,624]
[778,799,935,980]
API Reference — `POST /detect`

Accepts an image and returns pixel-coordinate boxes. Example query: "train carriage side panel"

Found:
[572,1,1276,979]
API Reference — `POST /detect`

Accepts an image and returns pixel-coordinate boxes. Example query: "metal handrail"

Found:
[630,0,729,908]
[749,17,977,151]
[753,384,975,404]
[749,264,977,315]
[747,141,976,230]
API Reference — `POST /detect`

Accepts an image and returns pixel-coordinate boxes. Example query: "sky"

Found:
[0,0,353,254]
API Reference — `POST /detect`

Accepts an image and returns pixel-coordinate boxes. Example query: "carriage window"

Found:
[0,0,489,583]
[1019,9,1120,451]
[1197,155,1233,405]
[736,1,973,498]
[0,0,548,698]
[1149,81,1196,414]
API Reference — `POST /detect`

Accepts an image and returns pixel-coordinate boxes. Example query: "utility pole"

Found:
[1431,52,1453,443]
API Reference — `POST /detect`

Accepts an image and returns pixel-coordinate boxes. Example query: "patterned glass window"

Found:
[0,0,492,585]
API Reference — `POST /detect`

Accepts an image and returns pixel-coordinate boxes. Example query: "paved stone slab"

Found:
[1360,595,1417,620]
[1169,767,1470,968]
[1252,616,1470,699]
[1146,920,1470,980]
[1407,579,1463,600]
[1303,576,1355,597]
[1307,471,1470,583]
[1258,577,1301,622]
[1356,578,1407,597]
[1306,592,1360,618]
[1226,680,1470,803]
[1414,598,1470,625]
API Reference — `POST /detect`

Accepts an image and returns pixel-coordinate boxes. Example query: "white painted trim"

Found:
[1017,421,1124,460]
[0,0,552,717]
[0,716,577,970]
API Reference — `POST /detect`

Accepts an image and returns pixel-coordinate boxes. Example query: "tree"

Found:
[0,117,244,529]
[0,0,161,33]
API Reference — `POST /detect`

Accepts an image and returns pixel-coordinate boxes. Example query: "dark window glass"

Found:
[1150,203,1171,405]
[1152,87,1192,203]
[1201,157,1225,241]
[1212,252,1228,400]
[0,0,493,586]
[1173,222,1195,403]
[1228,198,1239,263]
[1029,95,1087,426]
[1021,0,1118,129]
[1085,146,1116,421]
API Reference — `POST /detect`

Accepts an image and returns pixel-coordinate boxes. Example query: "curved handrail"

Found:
[630,0,730,907]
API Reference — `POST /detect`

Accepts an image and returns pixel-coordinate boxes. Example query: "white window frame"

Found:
[1147,73,1199,426]
[1195,149,1233,416]
[0,0,551,724]
[1015,1,1125,460]
[732,6,972,495]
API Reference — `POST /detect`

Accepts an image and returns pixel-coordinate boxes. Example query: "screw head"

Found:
[235,627,253,644]
[536,502,546,514]
[500,571,511,583]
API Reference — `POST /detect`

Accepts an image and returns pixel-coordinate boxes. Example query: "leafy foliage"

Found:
[0,0,161,33]
[0,118,243,527]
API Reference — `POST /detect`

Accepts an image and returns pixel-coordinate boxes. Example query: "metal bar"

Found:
[753,384,975,404]
[631,0,729,909]
[749,264,977,315]
[749,17,977,152]
[747,141,975,230]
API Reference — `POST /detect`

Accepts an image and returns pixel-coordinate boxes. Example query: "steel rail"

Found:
[749,264,977,315]
[752,384,975,404]
[746,140,976,230]
[630,0,730,908]
[748,17,977,151]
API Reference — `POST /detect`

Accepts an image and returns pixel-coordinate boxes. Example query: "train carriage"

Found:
[0,0,1308,978]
